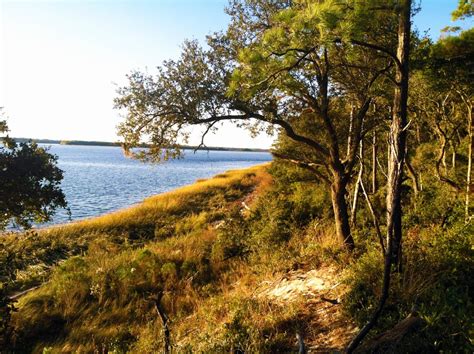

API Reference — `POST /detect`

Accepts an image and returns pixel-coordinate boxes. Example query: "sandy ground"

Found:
[258,266,359,352]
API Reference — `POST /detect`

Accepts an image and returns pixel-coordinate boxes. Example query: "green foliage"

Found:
[245,161,332,261]
[211,207,250,262]
[0,114,67,351]
[452,0,474,20]
[427,27,474,91]
[0,118,67,229]
[404,184,464,228]
[344,221,474,352]
[0,284,15,348]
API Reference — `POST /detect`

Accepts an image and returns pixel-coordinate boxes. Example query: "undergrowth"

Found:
[3,161,473,352]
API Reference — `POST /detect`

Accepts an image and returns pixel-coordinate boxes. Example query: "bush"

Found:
[344,221,474,352]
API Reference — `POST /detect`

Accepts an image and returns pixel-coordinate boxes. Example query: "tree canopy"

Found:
[115,0,411,249]
[0,113,67,229]
[451,0,474,20]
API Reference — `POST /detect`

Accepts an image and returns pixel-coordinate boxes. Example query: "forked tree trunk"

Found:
[331,175,355,251]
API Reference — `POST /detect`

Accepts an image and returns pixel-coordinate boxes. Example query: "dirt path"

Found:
[258,266,358,352]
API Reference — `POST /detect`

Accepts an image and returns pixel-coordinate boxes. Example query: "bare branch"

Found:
[194,121,219,152]
[272,152,331,184]
[348,39,402,70]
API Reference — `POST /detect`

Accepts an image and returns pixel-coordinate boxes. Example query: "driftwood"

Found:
[355,312,425,353]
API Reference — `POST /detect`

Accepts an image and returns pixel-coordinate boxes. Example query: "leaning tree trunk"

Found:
[331,174,355,251]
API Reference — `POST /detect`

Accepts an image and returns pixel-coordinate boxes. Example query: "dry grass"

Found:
[2,164,270,293]
[10,164,276,352]
[11,161,355,352]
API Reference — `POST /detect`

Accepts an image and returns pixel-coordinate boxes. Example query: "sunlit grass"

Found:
[10,164,276,352]
[1,164,270,294]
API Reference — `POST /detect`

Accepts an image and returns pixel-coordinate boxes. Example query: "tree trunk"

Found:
[387,0,411,271]
[359,176,385,255]
[347,1,412,352]
[351,168,362,228]
[351,138,364,227]
[405,156,420,196]
[331,176,355,251]
[372,133,378,194]
[347,103,355,158]
[466,103,473,223]
[434,121,462,191]
[451,142,457,171]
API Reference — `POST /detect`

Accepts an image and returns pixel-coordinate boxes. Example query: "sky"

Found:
[0,0,472,148]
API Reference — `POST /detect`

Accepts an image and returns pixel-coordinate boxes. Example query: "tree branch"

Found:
[246,46,317,89]
[273,152,331,184]
[348,39,402,71]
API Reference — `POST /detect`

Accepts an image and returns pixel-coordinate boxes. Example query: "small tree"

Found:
[0,115,67,229]
[0,111,67,347]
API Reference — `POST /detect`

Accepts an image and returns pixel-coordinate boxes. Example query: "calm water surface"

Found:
[41,144,272,226]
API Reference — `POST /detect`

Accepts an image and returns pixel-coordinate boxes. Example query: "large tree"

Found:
[115,0,402,250]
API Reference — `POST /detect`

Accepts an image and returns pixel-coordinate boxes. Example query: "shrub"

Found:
[343,221,474,352]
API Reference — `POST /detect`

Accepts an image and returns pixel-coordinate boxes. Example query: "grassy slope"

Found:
[5,162,473,353]
[10,164,291,352]
[1,165,268,293]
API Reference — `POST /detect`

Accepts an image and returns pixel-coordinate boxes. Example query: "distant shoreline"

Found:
[12,137,270,153]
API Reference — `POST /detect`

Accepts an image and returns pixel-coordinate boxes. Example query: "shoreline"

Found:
[3,162,271,235]
[1,163,271,296]
[13,137,270,153]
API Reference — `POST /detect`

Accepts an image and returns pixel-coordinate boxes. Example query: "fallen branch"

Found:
[151,293,171,354]
[355,312,425,353]
[9,284,45,301]
[321,296,339,305]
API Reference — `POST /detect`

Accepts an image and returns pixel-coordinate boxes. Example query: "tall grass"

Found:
[1,165,269,293]
[5,161,473,352]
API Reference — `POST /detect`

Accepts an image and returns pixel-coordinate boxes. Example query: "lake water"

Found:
[39,144,272,226]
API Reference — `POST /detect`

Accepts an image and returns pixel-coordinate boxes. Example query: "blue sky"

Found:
[0,0,472,148]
